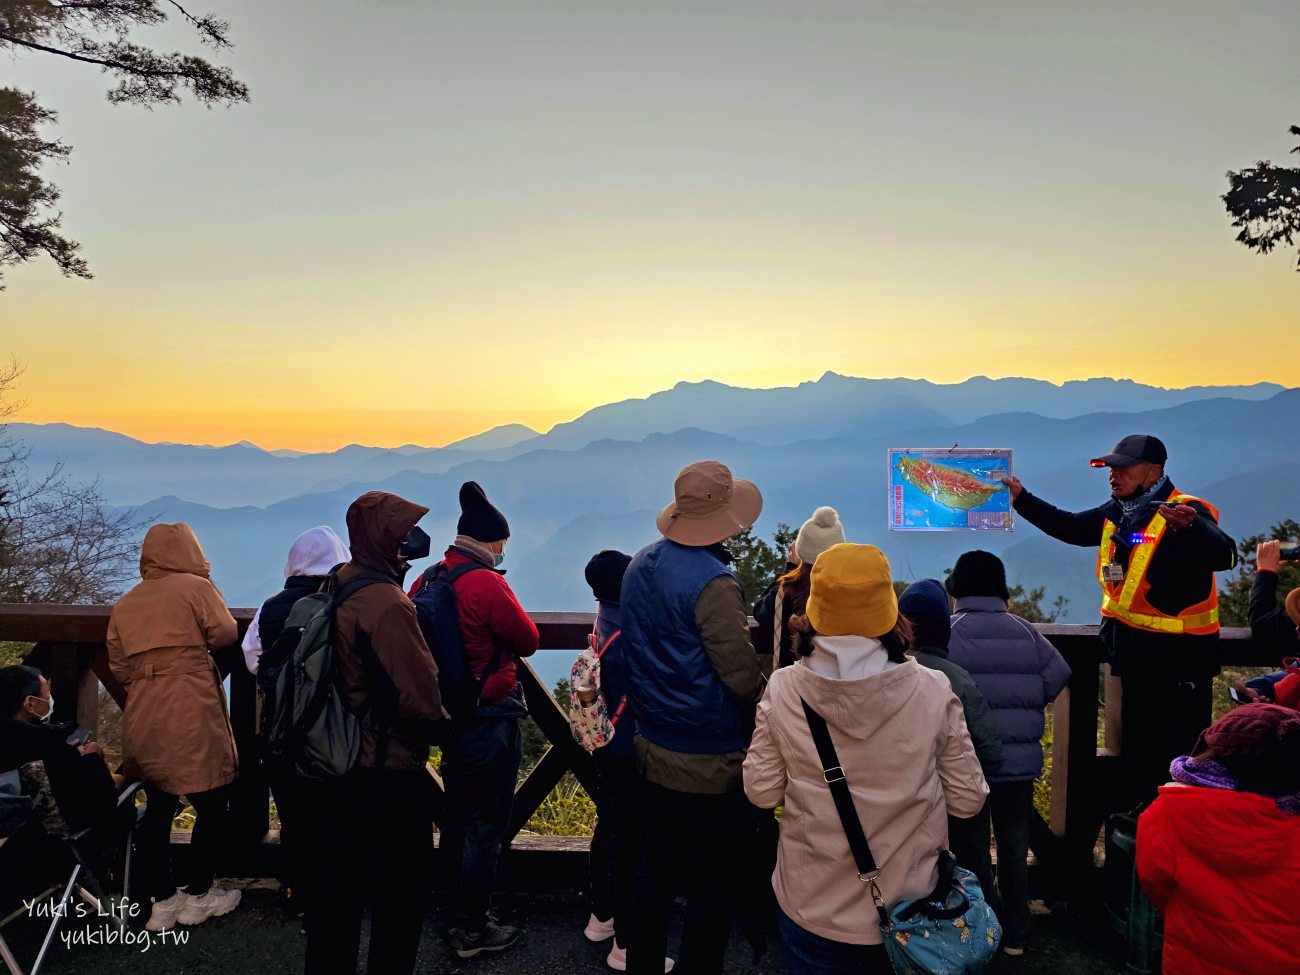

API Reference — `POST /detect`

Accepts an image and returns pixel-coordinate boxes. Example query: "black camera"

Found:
[1281,545,1299,561]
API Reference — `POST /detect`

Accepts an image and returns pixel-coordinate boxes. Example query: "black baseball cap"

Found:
[1089,434,1168,468]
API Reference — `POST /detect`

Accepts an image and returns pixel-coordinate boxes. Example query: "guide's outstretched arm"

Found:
[1001,475,1105,548]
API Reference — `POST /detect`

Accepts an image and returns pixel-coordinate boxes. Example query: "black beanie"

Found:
[946,550,1010,601]
[457,481,510,542]
[585,550,632,604]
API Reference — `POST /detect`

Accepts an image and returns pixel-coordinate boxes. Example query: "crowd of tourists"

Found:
[2,432,1298,975]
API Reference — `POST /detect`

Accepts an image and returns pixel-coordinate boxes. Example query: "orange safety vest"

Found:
[1096,493,1221,636]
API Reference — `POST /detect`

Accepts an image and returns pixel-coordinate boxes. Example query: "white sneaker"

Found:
[144,892,183,932]
[584,913,616,942]
[176,886,242,925]
[606,940,674,973]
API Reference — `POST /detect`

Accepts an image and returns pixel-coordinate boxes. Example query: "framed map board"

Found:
[887,448,1014,531]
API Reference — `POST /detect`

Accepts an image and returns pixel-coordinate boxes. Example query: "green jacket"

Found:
[912,646,1004,778]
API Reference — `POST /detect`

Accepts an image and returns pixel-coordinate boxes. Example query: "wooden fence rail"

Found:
[0,604,1280,892]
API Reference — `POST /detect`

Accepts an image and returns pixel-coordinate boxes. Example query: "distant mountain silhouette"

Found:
[527,373,1283,450]
[91,388,1298,622]
[10,375,1284,507]
[443,423,540,452]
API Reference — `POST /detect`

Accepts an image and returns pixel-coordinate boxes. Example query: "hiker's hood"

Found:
[804,634,898,681]
[283,526,349,579]
[345,491,429,580]
[790,647,924,743]
[140,523,210,580]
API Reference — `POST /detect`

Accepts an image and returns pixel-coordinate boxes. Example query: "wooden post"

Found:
[74,644,100,736]
[36,641,81,727]
[1048,688,1070,838]
[1103,665,1123,755]
[1061,638,1105,904]
[223,645,271,865]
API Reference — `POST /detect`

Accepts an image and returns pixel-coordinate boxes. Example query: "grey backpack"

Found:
[268,572,393,779]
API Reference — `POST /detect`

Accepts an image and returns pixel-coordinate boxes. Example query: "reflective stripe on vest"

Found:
[1096,493,1220,636]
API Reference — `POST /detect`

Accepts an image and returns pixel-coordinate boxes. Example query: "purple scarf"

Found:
[1170,756,1300,816]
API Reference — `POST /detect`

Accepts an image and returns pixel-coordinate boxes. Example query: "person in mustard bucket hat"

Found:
[744,543,988,973]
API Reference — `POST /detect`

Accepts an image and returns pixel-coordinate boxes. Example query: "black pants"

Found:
[439,713,522,932]
[626,780,748,975]
[304,766,434,975]
[952,782,1033,948]
[268,760,328,917]
[948,800,995,918]
[588,750,641,942]
[135,783,232,901]
[1120,668,1213,807]
[777,907,892,975]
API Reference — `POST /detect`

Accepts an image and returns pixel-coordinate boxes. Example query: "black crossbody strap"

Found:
[800,697,892,928]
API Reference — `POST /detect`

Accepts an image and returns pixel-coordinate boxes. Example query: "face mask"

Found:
[494,550,506,568]
[399,526,431,561]
[30,694,53,724]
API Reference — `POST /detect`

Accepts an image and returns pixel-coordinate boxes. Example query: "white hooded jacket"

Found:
[241,526,350,674]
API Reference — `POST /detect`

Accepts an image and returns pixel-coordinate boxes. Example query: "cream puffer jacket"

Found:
[743,637,988,944]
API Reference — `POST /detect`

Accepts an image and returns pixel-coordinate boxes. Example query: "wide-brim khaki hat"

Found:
[656,460,763,547]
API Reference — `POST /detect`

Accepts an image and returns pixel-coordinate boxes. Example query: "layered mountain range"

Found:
[11,374,1294,620]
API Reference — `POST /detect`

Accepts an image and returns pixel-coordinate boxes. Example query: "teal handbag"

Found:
[801,699,1002,975]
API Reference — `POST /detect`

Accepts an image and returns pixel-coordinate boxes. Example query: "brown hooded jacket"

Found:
[335,491,445,770]
[106,523,239,795]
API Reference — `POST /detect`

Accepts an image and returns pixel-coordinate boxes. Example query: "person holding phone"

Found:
[1001,434,1237,808]
[0,665,118,831]
[1232,541,1300,708]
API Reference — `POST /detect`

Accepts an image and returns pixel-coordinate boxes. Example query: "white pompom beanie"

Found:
[794,505,846,565]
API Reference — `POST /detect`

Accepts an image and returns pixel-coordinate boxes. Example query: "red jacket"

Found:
[409,549,539,705]
[1137,783,1300,975]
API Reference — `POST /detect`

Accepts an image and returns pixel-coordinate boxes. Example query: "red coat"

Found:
[409,549,539,705]
[1137,783,1300,975]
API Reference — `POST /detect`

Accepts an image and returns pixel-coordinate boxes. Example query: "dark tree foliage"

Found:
[1218,519,1300,628]
[0,359,146,602]
[1223,125,1300,271]
[0,1,248,286]
[1007,584,1068,624]
[727,522,794,606]
[0,89,86,287]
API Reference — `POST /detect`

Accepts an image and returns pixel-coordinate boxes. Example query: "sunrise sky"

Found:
[3,0,1298,451]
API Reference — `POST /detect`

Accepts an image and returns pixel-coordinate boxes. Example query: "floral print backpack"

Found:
[568,628,627,752]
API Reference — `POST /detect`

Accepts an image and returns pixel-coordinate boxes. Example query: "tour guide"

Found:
[1002,434,1237,806]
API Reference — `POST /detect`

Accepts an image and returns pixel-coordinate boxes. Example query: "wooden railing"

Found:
[0,605,1279,892]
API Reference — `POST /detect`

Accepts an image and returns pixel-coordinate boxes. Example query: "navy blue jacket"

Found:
[947,596,1071,783]
[593,599,636,759]
[621,539,744,755]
